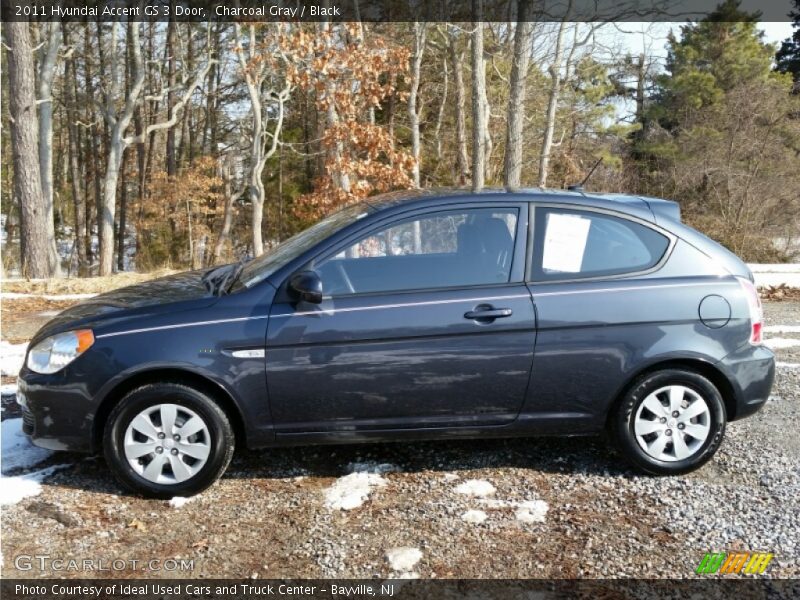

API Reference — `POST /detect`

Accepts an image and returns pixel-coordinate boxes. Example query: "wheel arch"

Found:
[93,368,247,452]
[605,358,738,427]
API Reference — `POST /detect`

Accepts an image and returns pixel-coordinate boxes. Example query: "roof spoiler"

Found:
[643,197,681,223]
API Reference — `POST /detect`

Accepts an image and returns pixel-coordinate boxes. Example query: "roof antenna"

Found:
[567,157,603,192]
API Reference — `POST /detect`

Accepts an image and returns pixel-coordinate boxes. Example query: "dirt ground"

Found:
[1,283,798,580]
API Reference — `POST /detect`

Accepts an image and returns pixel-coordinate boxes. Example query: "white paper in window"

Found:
[541,213,591,273]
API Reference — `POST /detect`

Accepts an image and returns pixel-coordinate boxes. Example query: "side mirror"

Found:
[288,270,323,304]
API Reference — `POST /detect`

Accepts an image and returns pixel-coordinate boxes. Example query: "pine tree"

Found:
[654,0,775,125]
[776,0,800,91]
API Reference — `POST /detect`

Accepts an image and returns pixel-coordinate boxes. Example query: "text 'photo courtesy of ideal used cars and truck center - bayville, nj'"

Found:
[1,0,799,598]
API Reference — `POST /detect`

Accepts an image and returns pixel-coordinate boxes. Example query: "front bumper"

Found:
[17,368,97,453]
[718,343,775,421]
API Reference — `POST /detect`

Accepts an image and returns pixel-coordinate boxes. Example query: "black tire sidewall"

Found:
[103,383,234,499]
[611,369,726,475]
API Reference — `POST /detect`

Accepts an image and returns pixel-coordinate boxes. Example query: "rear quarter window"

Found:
[531,208,671,281]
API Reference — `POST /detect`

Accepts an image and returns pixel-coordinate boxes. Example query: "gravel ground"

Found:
[1,301,798,580]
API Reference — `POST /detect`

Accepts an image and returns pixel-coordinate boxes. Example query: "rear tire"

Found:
[609,368,726,475]
[103,383,234,498]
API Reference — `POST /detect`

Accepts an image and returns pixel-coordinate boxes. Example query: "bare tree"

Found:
[5,22,54,277]
[433,51,449,162]
[95,21,213,275]
[212,153,244,264]
[504,3,533,190]
[35,22,62,275]
[538,20,568,188]
[538,11,602,188]
[471,4,487,192]
[165,16,177,176]
[446,27,469,186]
[408,22,427,188]
[62,27,88,275]
[233,23,291,257]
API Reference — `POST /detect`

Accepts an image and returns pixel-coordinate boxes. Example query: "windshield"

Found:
[236,203,371,289]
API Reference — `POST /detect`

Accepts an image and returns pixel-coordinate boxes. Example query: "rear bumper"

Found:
[718,344,775,421]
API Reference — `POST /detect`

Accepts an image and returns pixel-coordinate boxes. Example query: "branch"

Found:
[123,58,217,146]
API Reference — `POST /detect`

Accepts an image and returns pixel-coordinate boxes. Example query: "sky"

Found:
[617,21,794,58]
[758,21,795,44]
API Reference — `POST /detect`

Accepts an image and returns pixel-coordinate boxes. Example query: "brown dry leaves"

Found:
[280,23,414,221]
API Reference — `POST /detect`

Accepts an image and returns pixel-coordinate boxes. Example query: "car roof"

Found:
[363,187,680,224]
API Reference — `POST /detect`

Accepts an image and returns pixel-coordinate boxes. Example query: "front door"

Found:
[265,204,536,432]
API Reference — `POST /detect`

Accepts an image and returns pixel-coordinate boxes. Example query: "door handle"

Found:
[464,307,513,320]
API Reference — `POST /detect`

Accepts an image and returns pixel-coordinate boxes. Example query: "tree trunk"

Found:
[538,20,568,188]
[448,30,469,186]
[84,24,100,268]
[186,198,195,269]
[634,53,647,144]
[434,54,448,161]
[5,21,53,278]
[471,10,486,192]
[117,159,128,271]
[166,16,177,177]
[37,21,62,275]
[504,12,533,190]
[212,158,236,264]
[63,26,88,276]
[235,23,288,256]
[100,134,124,275]
[408,22,426,188]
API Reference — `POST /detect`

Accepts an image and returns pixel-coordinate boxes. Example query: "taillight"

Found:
[737,277,763,345]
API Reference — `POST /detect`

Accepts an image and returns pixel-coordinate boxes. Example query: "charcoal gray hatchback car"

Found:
[17,189,775,497]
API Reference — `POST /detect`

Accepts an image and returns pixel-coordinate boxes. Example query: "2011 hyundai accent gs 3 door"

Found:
[17,190,775,498]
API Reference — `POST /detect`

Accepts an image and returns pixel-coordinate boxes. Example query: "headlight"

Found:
[26,330,94,374]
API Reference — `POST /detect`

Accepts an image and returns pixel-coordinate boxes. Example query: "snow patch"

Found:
[2,418,52,472]
[454,479,496,498]
[748,263,800,288]
[347,461,398,475]
[0,383,18,397]
[764,338,800,350]
[0,341,27,377]
[0,419,70,505]
[168,496,195,508]
[0,465,70,506]
[386,547,422,572]
[0,292,96,301]
[748,263,800,273]
[461,509,488,524]
[324,463,395,510]
[764,325,800,334]
[515,500,549,524]
[777,362,800,369]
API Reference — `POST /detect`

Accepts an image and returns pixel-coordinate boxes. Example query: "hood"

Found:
[87,269,214,308]
[33,269,217,340]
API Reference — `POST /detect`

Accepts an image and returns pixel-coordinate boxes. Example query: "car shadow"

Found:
[39,435,641,499]
[230,435,634,480]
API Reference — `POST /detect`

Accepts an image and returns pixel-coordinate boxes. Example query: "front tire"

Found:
[609,368,726,475]
[104,383,235,498]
